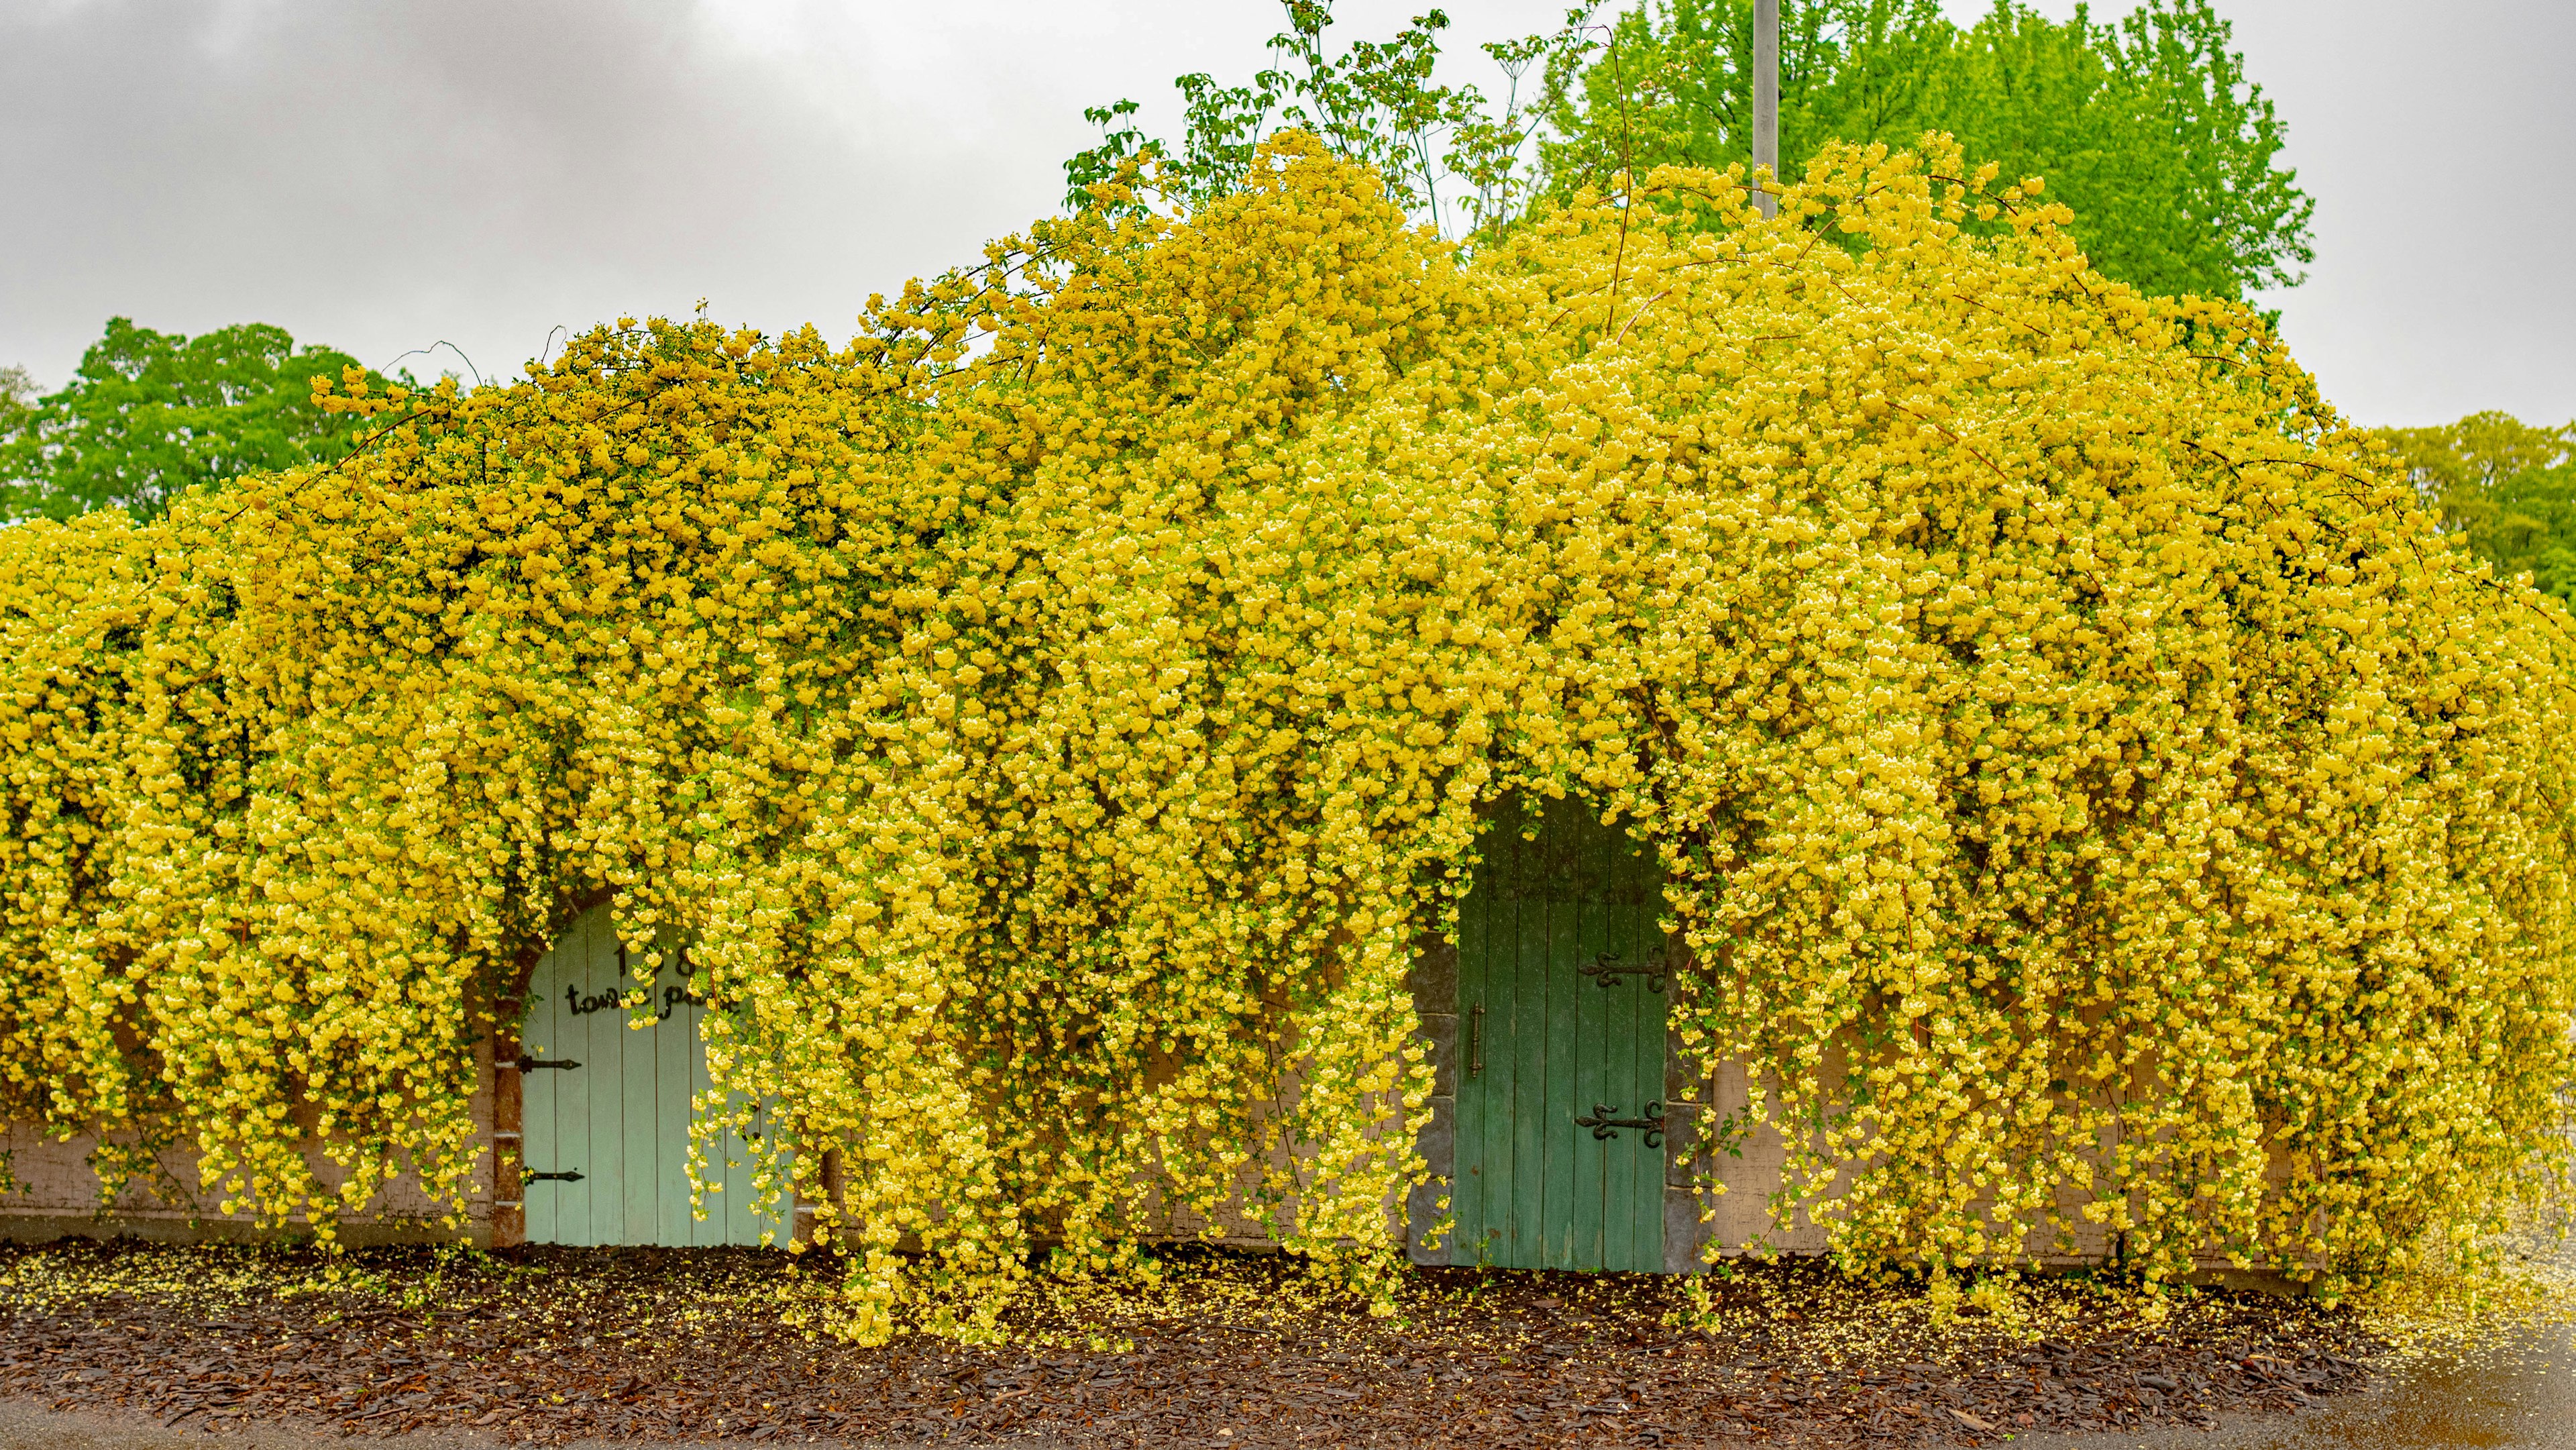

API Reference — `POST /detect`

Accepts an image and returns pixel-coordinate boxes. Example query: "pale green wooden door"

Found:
[519,906,787,1246]
[1453,795,1668,1272]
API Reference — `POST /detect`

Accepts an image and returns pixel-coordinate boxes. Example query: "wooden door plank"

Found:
[737,1101,786,1245]
[560,915,600,1247]
[553,927,598,1246]
[1504,803,1535,1272]
[1504,870,1546,1267]
[582,912,626,1249]
[708,1102,739,1245]
[1478,811,1513,1267]
[1535,803,1576,1272]
[1453,852,1489,1266]
[1623,841,1655,1274]
[1463,800,1503,1268]
[1639,860,1670,1274]
[763,1122,792,1242]
[600,915,637,1249]
[724,1088,784,1245]
[1576,847,1616,1273]
[522,937,563,1246]
[1615,833,1648,1273]
[616,923,661,1247]
[1596,864,1633,1275]
[1540,811,1580,1271]
[1607,876,1627,1272]
[655,949,696,1248]
[1650,849,1672,1271]
[1508,813,1550,1272]
[688,1006,721,1247]
[1609,816,1638,1264]
[694,1019,777,1246]
[720,1092,756,1245]
[1597,839,1638,1272]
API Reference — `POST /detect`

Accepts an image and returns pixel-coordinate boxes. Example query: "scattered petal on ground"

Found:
[0,1239,2383,1447]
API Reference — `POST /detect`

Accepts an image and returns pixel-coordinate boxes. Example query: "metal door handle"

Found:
[1468,1005,1484,1076]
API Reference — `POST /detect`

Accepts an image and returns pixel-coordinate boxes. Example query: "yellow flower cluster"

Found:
[3,134,2568,1333]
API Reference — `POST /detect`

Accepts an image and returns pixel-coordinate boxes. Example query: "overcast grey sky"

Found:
[3,0,2569,427]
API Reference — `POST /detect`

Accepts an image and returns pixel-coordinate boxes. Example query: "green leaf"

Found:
[1541,0,2314,301]
[0,317,385,522]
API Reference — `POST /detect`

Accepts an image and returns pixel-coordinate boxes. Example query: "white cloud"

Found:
[1,0,2567,426]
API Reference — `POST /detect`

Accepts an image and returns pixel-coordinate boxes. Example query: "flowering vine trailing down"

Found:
[2,134,2569,1337]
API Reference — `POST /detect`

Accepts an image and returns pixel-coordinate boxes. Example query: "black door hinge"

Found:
[1574,1102,1665,1148]
[1579,951,1668,994]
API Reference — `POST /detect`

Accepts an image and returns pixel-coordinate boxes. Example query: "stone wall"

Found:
[0,1036,500,1247]
[1401,974,2161,1278]
[4,982,2168,1280]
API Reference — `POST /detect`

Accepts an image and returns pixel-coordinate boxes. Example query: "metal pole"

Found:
[1753,0,1778,217]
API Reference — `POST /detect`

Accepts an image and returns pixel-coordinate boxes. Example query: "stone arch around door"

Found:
[514,905,789,1246]
[1407,793,1701,1274]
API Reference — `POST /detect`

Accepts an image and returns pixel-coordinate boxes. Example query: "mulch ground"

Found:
[0,1238,2383,1447]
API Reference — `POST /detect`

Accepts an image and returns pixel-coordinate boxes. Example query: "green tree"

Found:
[1543,0,2315,301]
[0,366,36,450]
[2382,412,2576,605]
[1540,0,1951,206]
[1069,1,2313,303]
[1064,1,1597,238]
[0,318,380,523]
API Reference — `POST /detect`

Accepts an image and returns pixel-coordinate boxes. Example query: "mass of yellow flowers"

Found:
[3,134,2569,1337]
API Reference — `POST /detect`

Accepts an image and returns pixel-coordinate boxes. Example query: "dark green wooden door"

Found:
[1454,795,1668,1272]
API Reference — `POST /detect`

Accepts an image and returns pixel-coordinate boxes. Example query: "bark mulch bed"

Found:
[0,1238,2382,1447]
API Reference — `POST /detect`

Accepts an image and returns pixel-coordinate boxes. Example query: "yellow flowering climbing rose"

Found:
[1,135,2569,1338]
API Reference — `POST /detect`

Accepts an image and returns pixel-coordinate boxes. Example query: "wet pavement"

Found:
[2027,1274,2576,1450]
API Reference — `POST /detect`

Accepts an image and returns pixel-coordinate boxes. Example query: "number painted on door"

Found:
[1453,795,1668,1272]
[518,906,788,1246]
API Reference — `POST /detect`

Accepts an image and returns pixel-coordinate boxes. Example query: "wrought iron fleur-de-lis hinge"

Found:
[523,1169,586,1184]
[1579,951,1667,993]
[1574,1102,1665,1147]
[508,1057,582,1072]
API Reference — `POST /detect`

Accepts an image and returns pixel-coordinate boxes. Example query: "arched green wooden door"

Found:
[1453,795,1668,1272]
[519,906,788,1246]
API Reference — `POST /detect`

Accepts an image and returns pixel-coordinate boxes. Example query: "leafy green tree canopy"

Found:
[2383,412,2576,605]
[1070,0,2314,305]
[0,367,36,448]
[1548,0,2313,301]
[0,318,378,523]
[1064,1,1595,236]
